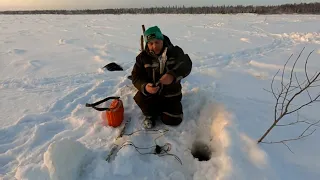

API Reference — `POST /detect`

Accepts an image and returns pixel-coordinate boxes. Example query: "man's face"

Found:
[147,39,163,55]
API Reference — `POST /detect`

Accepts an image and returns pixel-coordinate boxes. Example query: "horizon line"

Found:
[1,2,318,12]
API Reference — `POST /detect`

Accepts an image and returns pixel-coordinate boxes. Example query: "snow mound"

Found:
[240,38,251,43]
[248,60,304,72]
[240,133,268,169]
[58,39,66,45]
[43,138,91,180]
[191,102,232,180]
[281,32,320,44]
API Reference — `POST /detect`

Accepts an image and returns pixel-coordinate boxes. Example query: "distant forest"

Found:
[0,2,319,15]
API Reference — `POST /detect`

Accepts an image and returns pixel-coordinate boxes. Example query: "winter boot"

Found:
[143,116,156,129]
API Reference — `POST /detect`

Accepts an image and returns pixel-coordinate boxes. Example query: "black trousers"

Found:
[133,91,183,126]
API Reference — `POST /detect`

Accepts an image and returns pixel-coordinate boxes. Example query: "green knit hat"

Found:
[144,26,164,43]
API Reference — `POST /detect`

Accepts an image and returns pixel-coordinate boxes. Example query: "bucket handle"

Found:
[86,96,120,111]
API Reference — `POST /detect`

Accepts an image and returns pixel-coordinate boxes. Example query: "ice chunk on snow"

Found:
[43,138,90,180]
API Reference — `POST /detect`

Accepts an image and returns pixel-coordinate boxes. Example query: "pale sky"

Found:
[0,0,315,10]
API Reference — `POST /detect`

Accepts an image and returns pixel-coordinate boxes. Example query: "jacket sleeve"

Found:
[166,46,192,83]
[131,54,150,96]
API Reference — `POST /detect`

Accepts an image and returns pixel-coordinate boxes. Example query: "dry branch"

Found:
[258,48,320,151]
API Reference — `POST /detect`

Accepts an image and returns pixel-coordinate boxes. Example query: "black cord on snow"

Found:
[124,129,170,152]
[113,129,182,165]
[117,141,182,165]
[123,129,169,136]
[106,117,182,164]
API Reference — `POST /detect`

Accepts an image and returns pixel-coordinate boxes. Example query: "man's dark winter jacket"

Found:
[131,35,192,98]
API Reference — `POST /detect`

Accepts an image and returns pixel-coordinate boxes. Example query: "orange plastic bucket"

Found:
[105,98,124,127]
[86,96,124,128]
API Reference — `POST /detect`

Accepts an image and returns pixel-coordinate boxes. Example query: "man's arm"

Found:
[131,54,150,96]
[166,46,192,83]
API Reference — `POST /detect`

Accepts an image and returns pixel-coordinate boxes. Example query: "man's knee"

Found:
[161,112,183,126]
[133,92,160,116]
[161,95,183,126]
[133,91,144,105]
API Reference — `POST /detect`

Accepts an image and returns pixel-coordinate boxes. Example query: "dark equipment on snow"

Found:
[155,145,162,154]
[101,61,132,80]
[102,62,124,71]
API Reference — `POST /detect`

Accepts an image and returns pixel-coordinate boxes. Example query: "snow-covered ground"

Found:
[0,14,320,180]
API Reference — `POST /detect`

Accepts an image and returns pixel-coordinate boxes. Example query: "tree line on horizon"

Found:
[0,2,319,15]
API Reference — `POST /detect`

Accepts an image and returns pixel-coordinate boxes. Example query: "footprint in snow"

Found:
[8,49,27,55]
[58,38,79,45]
[12,59,45,71]
[25,60,45,71]
[85,46,115,63]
